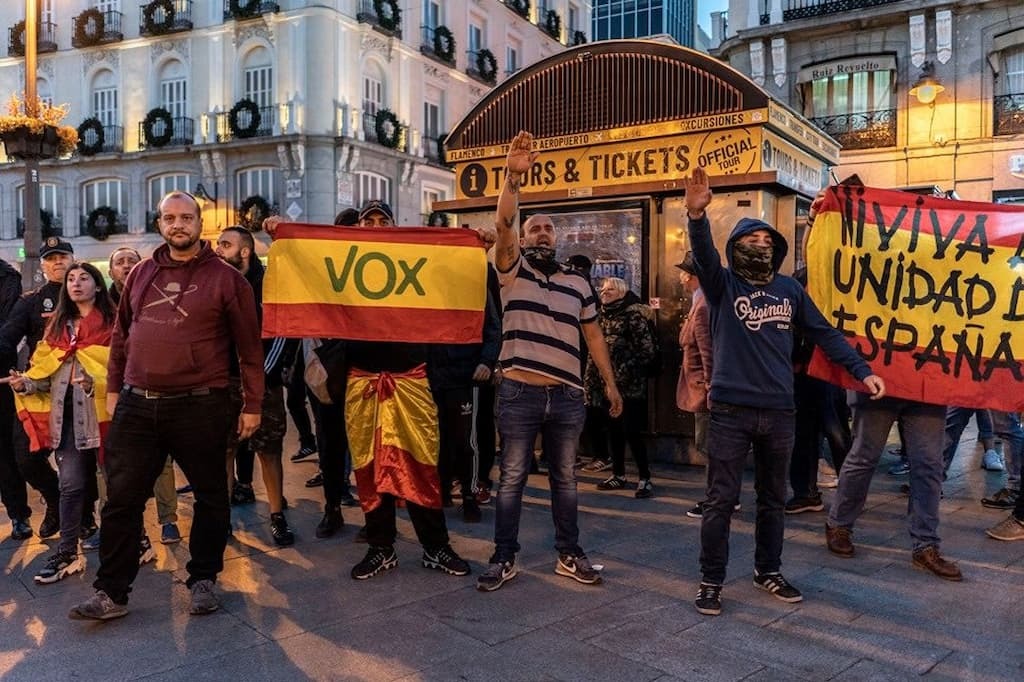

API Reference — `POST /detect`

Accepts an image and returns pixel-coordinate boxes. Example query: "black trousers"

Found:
[789,374,852,498]
[435,386,477,498]
[95,390,231,604]
[286,353,317,450]
[0,388,30,520]
[312,397,349,509]
[473,382,497,488]
[10,399,60,511]
[365,493,448,550]
[586,399,651,479]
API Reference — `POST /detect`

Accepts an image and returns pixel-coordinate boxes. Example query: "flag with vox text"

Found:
[262,224,488,343]
[806,184,1024,412]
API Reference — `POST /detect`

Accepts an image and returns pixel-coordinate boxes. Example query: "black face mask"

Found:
[732,241,775,285]
[523,246,559,276]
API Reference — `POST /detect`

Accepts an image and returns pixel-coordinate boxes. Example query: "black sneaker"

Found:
[555,553,602,585]
[351,545,398,580]
[597,475,627,491]
[685,502,706,519]
[784,494,824,514]
[270,512,295,546]
[231,482,255,505]
[461,498,482,523]
[315,506,343,539]
[476,558,518,592]
[981,488,1019,510]
[753,572,804,603]
[11,518,32,541]
[34,551,86,584]
[422,545,471,576]
[339,490,359,507]
[290,445,317,462]
[39,506,60,539]
[305,473,324,488]
[139,534,156,565]
[695,582,723,615]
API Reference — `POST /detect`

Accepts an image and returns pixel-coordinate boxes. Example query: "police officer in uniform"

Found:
[0,238,76,539]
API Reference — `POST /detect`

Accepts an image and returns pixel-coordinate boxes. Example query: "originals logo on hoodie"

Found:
[733,290,792,331]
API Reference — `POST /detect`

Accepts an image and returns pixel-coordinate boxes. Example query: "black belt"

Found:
[124,386,213,400]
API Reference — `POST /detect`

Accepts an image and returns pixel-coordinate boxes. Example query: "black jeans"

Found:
[700,401,794,585]
[286,355,316,450]
[790,374,851,498]
[312,397,350,509]
[587,398,651,479]
[12,409,60,511]
[473,382,497,488]
[364,492,448,550]
[435,386,476,498]
[0,388,30,520]
[95,390,231,604]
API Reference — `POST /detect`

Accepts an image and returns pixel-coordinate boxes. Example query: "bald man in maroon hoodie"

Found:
[70,191,264,621]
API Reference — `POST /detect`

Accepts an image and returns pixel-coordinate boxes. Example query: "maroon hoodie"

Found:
[107,241,264,414]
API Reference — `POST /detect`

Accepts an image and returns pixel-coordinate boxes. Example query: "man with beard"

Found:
[0,238,72,541]
[476,131,623,593]
[107,247,141,306]
[216,226,297,546]
[70,191,263,621]
[682,167,885,616]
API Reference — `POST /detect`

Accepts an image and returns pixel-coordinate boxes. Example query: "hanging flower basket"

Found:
[0,94,78,160]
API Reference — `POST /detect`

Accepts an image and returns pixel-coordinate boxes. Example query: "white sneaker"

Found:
[982,449,1005,472]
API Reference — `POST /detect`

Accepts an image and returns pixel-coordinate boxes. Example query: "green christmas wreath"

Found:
[142,107,174,147]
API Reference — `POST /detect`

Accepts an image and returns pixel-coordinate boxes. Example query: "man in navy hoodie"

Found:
[683,168,885,616]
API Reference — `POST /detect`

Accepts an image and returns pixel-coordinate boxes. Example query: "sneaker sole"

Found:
[273,534,296,547]
[160,537,181,545]
[554,563,603,585]
[422,558,471,576]
[139,547,156,565]
[476,567,518,592]
[985,528,1024,541]
[754,581,804,603]
[34,561,85,584]
[69,606,128,621]
[352,556,398,580]
[785,504,825,514]
[189,604,221,615]
[695,604,722,616]
[685,511,703,519]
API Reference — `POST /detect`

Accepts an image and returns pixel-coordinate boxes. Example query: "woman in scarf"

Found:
[10,262,115,584]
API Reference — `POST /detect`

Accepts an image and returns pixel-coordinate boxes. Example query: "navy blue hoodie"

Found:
[687,215,871,410]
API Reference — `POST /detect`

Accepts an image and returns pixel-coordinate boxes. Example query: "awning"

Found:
[797,54,898,84]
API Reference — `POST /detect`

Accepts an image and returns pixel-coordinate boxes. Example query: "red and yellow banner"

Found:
[807,185,1024,411]
[262,224,487,343]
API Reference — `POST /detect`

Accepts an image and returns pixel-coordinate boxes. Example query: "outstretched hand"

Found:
[506,130,539,176]
[683,166,712,217]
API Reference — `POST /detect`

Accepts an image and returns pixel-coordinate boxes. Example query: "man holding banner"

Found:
[477,131,623,593]
[682,168,885,616]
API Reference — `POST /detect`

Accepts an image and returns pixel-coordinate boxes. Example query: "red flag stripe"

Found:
[262,302,484,343]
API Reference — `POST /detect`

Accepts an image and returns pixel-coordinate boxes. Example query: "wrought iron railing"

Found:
[8,21,57,57]
[223,0,280,21]
[79,124,124,154]
[759,0,770,24]
[994,93,1024,137]
[138,0,194,37]
[810,108,896,150]
[214,104,276,142]
[79,212,129,236]
[73,10,124,47]
[16,214,63,238]
[357,0,402,37]
[420,25,456,66]
[783,0,903,22]
[138,116,195,149]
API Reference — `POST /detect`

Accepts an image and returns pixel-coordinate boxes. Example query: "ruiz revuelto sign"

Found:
[797,55,897,83]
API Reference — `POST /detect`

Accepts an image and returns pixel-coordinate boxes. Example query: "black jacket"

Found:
[0,280,62,373]
[0,260,22,321]
[428,265,502,391]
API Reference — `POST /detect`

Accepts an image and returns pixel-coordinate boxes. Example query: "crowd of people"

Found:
[0,131,1021,622]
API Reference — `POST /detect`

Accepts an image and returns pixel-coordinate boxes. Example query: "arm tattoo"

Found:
[501,215,514,229]
[506,174,521,194]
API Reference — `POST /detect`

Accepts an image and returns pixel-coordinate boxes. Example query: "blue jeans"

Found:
[492,379,585,563]
[830,396,945,551]
[700,401,794,585]
[944,409,1023,489]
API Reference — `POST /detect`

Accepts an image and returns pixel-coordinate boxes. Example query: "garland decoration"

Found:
[238,195,270,231]
[508,0,530,19]
[142,107,174,147]
[427,211,449,227]
[11,21,26,55]
[373,0,401,32]
[432,25,455,63]
[74,8,105,47]
[87,206,117,241]
[374,108,401,148]
[544,10,562,40]
[142,0,175,35]
[76,117,105,156]
[228,98,261,138]
[572,30,587,46]
[476,48,498,84]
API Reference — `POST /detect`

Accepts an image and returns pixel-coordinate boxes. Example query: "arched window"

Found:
[355,171,391,208]
[159,59,188,119]
[91,68,119,127]
[235,166,277,230]
[16,183,61,239]
[242,46,274,108]
[362,61,386,138]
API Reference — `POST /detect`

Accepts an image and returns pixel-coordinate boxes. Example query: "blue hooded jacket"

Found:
[687,214,871,410]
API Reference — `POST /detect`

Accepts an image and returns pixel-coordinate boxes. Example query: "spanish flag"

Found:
[345,365,441,512]
[262,224,487,343]
[806,185,1024,411]
[13,309,112,454]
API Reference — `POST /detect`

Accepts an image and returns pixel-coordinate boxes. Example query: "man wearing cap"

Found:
[69,191,263,621]
[358,200,394,227]
[0,237,73,541]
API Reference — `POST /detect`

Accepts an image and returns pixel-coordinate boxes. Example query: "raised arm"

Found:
[494,130,538,273]
[683,167,727,301]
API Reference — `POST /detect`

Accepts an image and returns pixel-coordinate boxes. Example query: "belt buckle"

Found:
[144,389,159,399]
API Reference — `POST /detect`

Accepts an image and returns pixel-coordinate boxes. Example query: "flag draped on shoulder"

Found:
[13,311,112,453]
[806,184,1024,411]
[262,224,487,343]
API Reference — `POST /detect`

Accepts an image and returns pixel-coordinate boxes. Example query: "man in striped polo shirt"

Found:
[477,130,624,592]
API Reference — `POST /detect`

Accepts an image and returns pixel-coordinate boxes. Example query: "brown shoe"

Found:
[825,524,854,557]
[912,546,962,581]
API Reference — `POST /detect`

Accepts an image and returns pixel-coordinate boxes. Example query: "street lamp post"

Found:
[21,0,42,290]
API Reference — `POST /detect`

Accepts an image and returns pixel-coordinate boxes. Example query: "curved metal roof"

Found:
[446,39,771,151]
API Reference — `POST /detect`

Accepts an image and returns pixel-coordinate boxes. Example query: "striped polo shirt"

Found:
[497,255,597,389]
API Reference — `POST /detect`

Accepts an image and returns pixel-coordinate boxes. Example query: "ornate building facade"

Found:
[0,0,590,264]
[712,0,1024,204]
